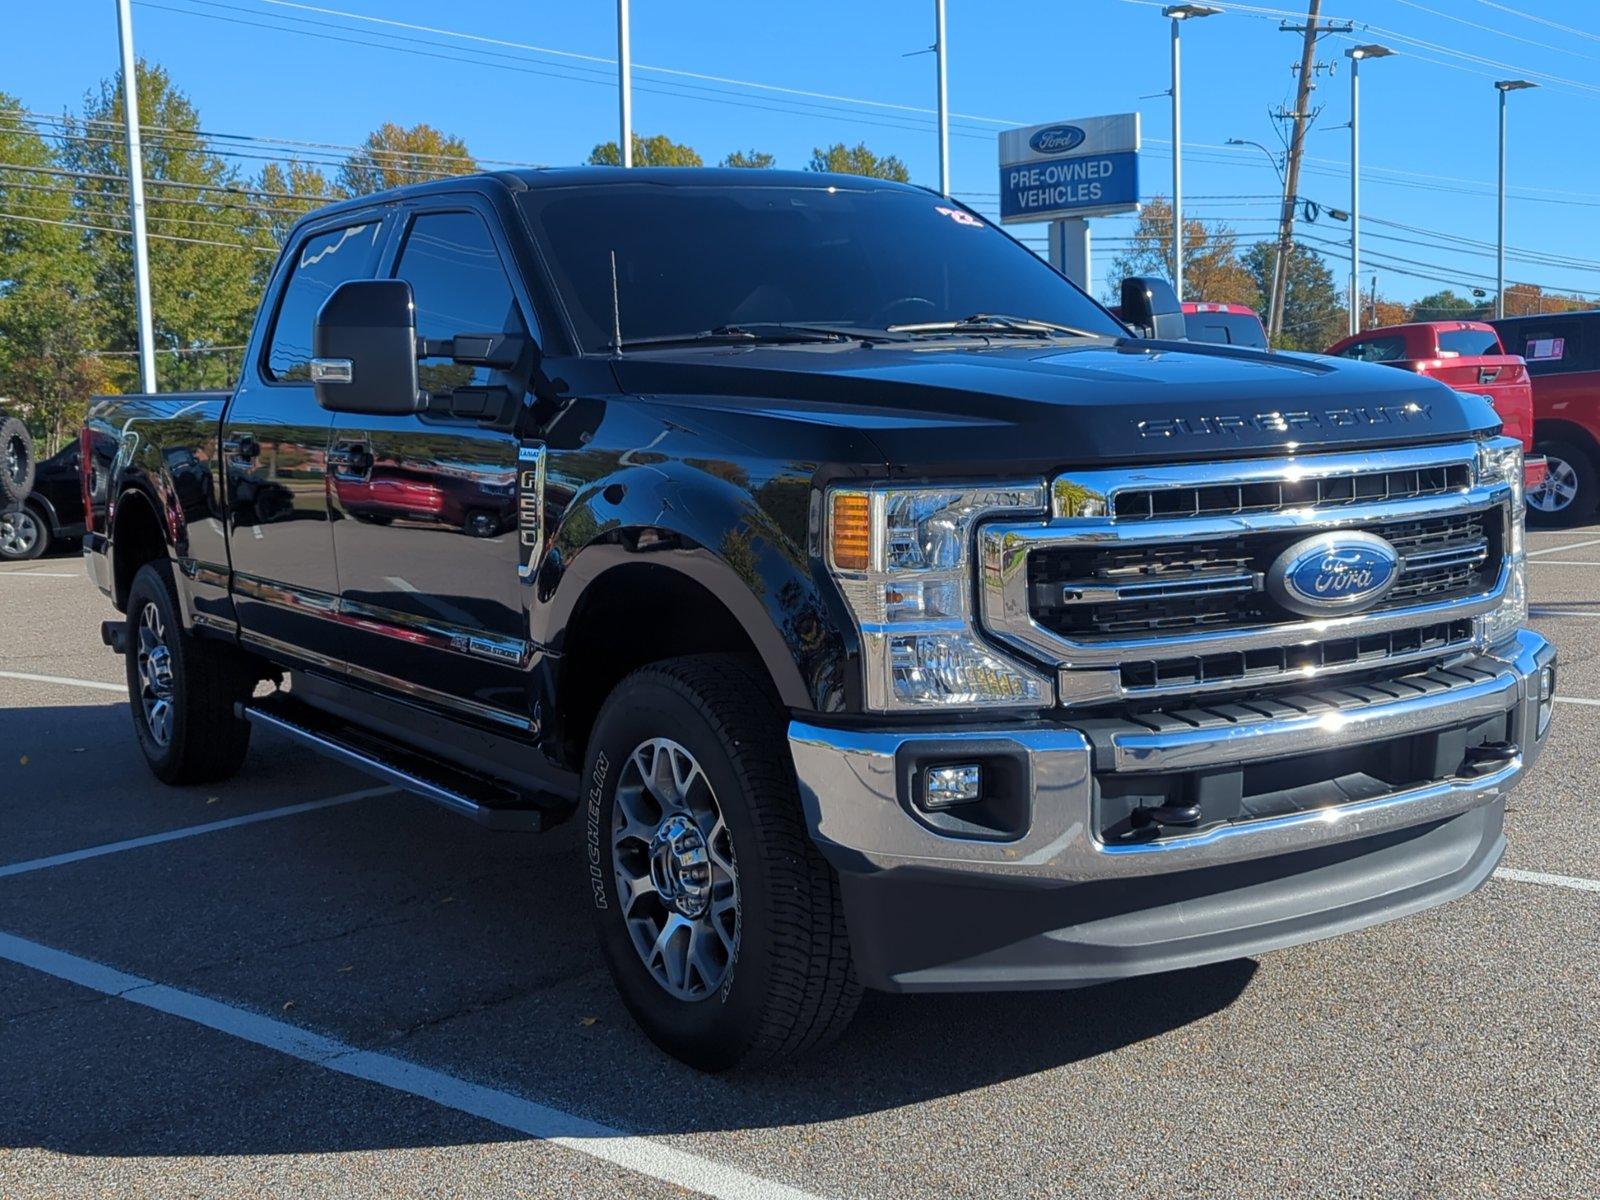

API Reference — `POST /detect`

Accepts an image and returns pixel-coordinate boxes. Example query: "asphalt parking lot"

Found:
[2,533,1598,1200]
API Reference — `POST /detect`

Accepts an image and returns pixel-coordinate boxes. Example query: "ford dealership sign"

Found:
[1028,125,1087,155]
[998,113,1140,224]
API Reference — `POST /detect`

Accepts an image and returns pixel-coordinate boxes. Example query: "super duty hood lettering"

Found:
[1136,402,1433,439]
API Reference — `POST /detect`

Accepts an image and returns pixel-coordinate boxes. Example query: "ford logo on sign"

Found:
[1266,531,1401,617]
[1028,125,1087,155]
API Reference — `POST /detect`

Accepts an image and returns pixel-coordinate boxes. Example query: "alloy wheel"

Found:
[612,737,740,1001]
[0,509,38,557]
[135,601,176,747]
[4,435,23,487]
[1529,456,1578,514]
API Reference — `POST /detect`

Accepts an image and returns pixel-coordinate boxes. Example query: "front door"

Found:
[327,206,536,729]
[223,218,386,665]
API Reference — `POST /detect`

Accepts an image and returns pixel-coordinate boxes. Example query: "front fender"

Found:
[534,459,847,713]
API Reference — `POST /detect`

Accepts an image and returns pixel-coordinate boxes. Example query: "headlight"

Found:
[826,484,1052,711]
[1477,436,1527,646]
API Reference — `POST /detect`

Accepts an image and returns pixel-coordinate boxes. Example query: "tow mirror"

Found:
[310,279,423,415]
[1119,276,1187,341]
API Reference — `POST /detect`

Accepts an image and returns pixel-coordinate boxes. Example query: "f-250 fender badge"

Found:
[1266,531,1401,617]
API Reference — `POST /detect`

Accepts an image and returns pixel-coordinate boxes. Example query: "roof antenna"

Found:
[609,249,624,355]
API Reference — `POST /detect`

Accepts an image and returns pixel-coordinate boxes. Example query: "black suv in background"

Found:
[82,169,1553,1069]
[2,434,83,562]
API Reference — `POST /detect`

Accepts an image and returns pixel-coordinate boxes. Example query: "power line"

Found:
[0,208,277,252]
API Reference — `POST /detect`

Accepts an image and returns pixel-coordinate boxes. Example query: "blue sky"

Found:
[15,0,1600,306]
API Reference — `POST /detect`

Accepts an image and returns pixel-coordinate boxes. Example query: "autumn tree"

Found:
[588,133,702,167]
[338,122,476,195]
[252,159,339,250]
[1410,289,1480,321]
[807,142,909,182]
[720,148,775,169]
[1105,196,1255,306]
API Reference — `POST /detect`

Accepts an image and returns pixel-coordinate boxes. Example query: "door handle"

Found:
[327,443,372,474]
[222,433,259,461]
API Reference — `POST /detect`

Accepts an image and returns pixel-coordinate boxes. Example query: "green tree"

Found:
[588,133,703,167]
[720,148,775,169]
[1105,195,1256,306]
[252,159,339,249]
[1243,241,1346,351]
[338,122,476,195]
[1409,289,1479,321]
[60,61,264,392]
[0,93,108,448]
[807,142,909,182]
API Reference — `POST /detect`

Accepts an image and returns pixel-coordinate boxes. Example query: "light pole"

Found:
[1495,79,1538,318]
[617,0,633,167]
[935,0,950,195]
[1345,44,1394,336]
[116,0,157,393]
[1163,4,1221,301]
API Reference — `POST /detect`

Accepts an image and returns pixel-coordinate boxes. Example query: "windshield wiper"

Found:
[885,313,1103,339]
[618,323,855,350]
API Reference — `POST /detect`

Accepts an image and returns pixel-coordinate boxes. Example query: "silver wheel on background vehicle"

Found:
[1529,456,1578,514]
[612,737,740,1001]
[136,601,176,747]
[0,509,39,558]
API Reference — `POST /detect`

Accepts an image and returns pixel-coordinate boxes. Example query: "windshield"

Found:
[517,182,1124,352]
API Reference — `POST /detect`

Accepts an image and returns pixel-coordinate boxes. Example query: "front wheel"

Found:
[1528,438,1599,528]
[0,506,47,561]
[124,561,257,785]
[582,654,861,1070]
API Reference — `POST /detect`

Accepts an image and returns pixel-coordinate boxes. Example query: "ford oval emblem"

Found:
[1028,125,1087,155]
[1266,531,1401,617]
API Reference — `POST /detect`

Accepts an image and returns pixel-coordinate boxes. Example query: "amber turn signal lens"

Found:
[830,492,871,570]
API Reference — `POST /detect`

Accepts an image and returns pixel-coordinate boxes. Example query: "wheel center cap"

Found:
[147,645,174,696]
[648,814,711,918]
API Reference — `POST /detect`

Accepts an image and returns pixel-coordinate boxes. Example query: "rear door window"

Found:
[1437,328,1501,357]
[264,222,384,381]
[1502,316,1597,377]
[1185,312,1268,349]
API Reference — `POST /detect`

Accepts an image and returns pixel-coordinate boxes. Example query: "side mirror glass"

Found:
[1118,276,1187,341]
[311,279,422,415]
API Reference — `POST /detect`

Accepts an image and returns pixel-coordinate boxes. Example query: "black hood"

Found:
[610,338,1498,477]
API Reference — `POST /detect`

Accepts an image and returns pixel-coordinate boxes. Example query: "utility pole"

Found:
[934,0,950,195]
[116,0,157,393]
[617,0,633,167]
[1267,0,1323,343]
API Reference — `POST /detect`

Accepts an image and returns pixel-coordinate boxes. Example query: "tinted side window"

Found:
[394,211,526,391]
[266,222,383,381]
[1503,319,1588,376]
[1438,329,1501,357]
[1335,336,1406,363]
[1186,313,1268,349]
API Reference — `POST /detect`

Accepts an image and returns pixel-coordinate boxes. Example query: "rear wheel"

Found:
[125,561,256,785]
[0,505,46,561]
[582,654,861,1070]
[0,417,33,506]
[1528,438,1599,528]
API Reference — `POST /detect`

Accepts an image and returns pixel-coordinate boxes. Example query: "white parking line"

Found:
[0,787,393,880]
[1556,696,1600,708]
[0,930,825,1200]
[0,571,76,578]
[1495,867,1600,894]
[1527,536,1600,558]
[1530,559,1600,567]
[0,670,123,693]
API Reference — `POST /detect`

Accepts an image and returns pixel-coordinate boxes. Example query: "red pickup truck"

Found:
[1325,320,1548,510]
[1493,311,1600,527]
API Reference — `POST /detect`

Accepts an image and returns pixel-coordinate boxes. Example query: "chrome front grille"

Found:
[1027,509,1498,641]
[980,441,1515,706]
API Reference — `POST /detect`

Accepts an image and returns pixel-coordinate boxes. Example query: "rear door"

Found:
[223,215,386,662]
[1495,314,1600,432]
[326,200,537,729]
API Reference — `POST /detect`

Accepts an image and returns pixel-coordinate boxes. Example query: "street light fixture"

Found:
[1344,43,1395,335]
[1495,79,1538,318]
[1163,3,1221,301]
[1226,136,1285,185]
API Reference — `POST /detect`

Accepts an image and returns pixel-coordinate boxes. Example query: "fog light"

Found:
[1538,663,1556,737]
[922,763,982,810]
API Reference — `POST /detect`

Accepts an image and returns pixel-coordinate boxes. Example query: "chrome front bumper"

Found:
[790,629,1554,886]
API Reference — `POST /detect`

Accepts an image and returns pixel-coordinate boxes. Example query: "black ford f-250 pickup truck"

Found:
[84,168,1555,1070]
